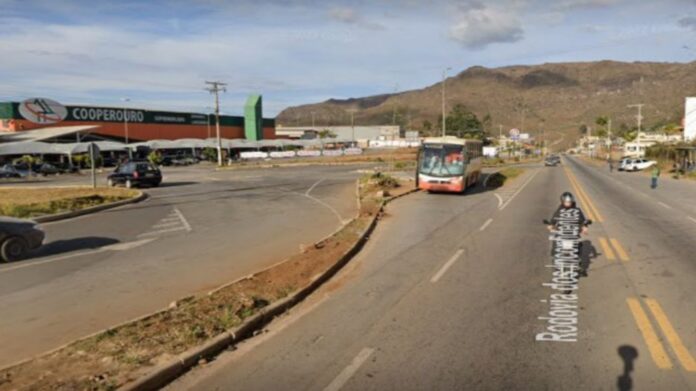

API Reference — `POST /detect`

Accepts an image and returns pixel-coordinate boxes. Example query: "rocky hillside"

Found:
[276,61,696,147]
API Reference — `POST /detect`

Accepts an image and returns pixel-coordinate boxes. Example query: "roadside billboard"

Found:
[685,97,696,141]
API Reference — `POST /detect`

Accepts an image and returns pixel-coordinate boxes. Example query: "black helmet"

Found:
[560,192,574,204]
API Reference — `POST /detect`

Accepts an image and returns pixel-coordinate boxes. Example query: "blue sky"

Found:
[1,0,695,117]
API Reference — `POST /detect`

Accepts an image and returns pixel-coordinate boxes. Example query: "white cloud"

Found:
[327,6,385,30]
[448,6,523,49]
[551,0,620,9]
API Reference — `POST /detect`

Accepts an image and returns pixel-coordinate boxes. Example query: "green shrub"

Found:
[148,150,163,166]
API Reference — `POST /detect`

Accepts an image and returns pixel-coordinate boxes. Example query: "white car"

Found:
[621,158,656,172]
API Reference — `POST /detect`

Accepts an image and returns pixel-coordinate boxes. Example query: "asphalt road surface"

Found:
[0,164,366,368]
[168,156,696,390]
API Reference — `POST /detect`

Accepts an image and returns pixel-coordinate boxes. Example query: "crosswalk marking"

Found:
[138,208,192,238]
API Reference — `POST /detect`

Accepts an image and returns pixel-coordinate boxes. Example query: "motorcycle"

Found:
[543,218,592,276]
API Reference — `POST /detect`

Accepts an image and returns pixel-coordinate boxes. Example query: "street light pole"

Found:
[441,67,451,137]
[351,110,355,144]
[628,103,644,145]
[121,98,131,158]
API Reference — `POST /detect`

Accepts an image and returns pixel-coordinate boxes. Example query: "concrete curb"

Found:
[32,191,147,223]
[119,186,418,391]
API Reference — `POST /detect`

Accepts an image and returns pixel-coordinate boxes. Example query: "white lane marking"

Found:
[283,183,347,226]
[479,218,493,232]
[138,226,187,237]
[101,238,157,251]
[322,348,375,391]
[173,207,192,232]
[431,249,465,283]
[152,221,182,229]
[306,178,326,196]
[0,238,155,274]
[657,201,673,210]
[499,169,540,211]
[494,193,503,208]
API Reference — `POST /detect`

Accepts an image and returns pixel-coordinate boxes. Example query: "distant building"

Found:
[0,97,276,143]
[276,125,399,141]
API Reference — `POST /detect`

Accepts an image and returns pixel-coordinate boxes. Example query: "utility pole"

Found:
[205,81,227,166]
[121,98,131,158]
[392,84,399,126]
[628,104,644,145]
[348,109,356,144]
[441,67,451,137]
[311,112,316,128]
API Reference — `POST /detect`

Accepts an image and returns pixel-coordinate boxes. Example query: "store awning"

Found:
[0,125,98,143]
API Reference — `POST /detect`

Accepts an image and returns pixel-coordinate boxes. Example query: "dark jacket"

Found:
[550,202,587,227]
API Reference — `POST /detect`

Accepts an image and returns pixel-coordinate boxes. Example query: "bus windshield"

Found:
[419,144,466,177]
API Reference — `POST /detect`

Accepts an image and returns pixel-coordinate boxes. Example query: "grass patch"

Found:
[486,167,525,188]
[0,187,138,218]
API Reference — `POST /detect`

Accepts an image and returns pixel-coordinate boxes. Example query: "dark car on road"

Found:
[544,155,561,166]
[107,161,162,188]
[0,217,45,262]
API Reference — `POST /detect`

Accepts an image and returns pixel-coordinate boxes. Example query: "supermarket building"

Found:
[0,96,275,142]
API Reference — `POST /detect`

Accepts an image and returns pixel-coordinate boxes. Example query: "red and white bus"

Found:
[416,137,483,193]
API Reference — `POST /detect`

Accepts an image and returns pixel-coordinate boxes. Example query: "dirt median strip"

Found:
[0,174,416,391]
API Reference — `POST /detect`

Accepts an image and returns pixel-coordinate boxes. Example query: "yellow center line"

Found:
[565,168,603,222]
[598,237,616,261]
[563,167,597,221]
[644,299,696,372]
[626,298,673,369]
[609,238,630,262]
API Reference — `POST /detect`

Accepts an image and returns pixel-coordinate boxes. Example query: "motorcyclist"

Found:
[547,192,589,235]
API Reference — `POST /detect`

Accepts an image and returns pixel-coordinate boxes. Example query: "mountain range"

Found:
[276,60,696,148]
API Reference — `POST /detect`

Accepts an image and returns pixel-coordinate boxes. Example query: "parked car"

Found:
[0,164,22,179]
[107,161,162,188]
[617,157,632,171]
[36,163,61,176]
[0,217,45,262]
[12,162,34,177]
[621,158,656,172]
[55,162,80,174]
[102,157,118,168]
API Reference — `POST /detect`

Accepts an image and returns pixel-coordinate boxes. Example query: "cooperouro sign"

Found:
[18,98,68,124]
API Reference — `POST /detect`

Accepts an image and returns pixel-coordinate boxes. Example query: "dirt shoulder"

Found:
[0,187,140,219]
[485,167,525,188]
[0,174,413,391]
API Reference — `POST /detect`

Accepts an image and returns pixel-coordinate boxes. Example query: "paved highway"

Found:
[0,164,365,368]
[168,156,696,390]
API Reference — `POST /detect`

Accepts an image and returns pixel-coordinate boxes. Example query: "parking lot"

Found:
[0,163,367,367]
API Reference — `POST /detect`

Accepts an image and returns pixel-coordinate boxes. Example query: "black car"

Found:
[107,161,162,188]
[0,217,45,262]
[36,163,61,176]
